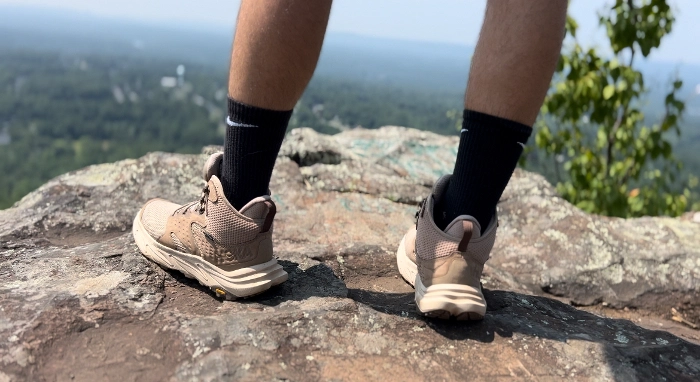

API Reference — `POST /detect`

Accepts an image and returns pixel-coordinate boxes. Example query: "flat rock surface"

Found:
[1,127,699,381]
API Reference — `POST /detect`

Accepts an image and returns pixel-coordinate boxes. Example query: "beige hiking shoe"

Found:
[132,152,287,299]
[396,175,497,320]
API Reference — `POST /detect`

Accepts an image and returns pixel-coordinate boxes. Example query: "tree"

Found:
[534,0,693,217]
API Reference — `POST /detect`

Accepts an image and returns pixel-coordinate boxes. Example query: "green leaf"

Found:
[537,7,691,219]
[617,80,627,91]
[603,84,615,100]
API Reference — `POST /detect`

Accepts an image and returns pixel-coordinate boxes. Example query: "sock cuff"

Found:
[462,109,532,142]
[227,97,293,128]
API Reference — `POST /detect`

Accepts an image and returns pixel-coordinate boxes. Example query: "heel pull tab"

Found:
[457,221,473,252]
[262,201,276,233]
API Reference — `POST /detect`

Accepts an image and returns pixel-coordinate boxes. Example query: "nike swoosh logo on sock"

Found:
[226,116,257,128]
[517,142,526,149]
[460,129,468,133]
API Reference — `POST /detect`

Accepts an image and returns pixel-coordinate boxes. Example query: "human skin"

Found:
[465,0,568,126]
[227,0,333,111]
[228,0,567,123]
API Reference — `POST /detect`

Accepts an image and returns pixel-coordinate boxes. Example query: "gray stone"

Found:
[1,126,699,381]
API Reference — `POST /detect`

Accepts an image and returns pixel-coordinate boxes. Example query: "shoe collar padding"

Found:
[203,152,224,182]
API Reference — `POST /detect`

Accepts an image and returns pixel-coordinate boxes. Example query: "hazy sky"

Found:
[2,0,698,64]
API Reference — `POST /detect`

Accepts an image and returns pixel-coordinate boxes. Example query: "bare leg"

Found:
[133,0,333,301]
[222,0,332,209]
[228,0,332,110]
[438,0,567,229]
[466,0,567,126]
[404,0,568,321]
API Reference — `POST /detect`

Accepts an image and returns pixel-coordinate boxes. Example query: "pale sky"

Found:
[1,0,698,64]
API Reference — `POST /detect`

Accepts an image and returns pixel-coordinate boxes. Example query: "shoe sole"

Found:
[396,235,418,286]
[132,210,288,299]
[397,234,486,321]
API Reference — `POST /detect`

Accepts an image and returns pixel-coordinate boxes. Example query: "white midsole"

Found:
[396,233,486,316]
[132,210,287,297]
[396,234,418,286]
[415,275,486,316]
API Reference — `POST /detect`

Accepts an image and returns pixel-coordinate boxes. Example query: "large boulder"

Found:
[1,126,699,381]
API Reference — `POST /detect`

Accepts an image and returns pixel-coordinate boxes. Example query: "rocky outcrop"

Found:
[1,126,699,381]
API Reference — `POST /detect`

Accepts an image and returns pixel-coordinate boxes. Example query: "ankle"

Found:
[221,98,292,209]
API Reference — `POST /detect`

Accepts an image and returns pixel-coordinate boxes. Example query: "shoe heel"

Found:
[414,275,486,320]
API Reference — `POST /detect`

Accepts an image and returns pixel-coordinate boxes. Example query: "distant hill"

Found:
[0,6,474,92]
[0,5,698,208]
[2,5,699,94]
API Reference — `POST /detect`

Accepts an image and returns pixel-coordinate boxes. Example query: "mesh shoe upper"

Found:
[414,174,497,286]
[138,152,276,268]
[415,175,496,261]
[141,199,181,239]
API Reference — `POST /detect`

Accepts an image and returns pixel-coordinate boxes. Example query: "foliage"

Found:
[0,52,226,209]
[0,51,463,209]
[293,78,461,135]
[2,8,699,212]
[534,0,693,217]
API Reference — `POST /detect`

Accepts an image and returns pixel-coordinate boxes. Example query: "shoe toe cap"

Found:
[140,199,181,239]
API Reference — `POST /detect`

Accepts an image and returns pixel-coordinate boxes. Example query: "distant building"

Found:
[112,86,125,104]
[193,94,205,106]
[161,77,178,88]
[0,126,10,145]
[177,65,186,87]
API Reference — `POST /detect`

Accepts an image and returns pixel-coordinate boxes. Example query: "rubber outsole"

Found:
[414,275,486,320]
[396,233,486,321]
[132,210,288,299]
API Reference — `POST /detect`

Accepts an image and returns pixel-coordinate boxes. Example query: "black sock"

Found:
[435,110,532,230]
[221,98,292,209]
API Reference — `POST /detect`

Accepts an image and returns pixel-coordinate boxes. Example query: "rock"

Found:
[279,127,350,166]
[1,126,699,381]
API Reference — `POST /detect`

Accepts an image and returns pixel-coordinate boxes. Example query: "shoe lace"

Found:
[415,197,426,228]
[175,184,210,216]
[197,184,210,214]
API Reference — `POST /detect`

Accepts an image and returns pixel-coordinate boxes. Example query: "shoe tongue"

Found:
[202,152,223,182]
[444,215,482,239]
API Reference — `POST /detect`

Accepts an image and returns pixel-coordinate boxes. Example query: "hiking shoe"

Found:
[396,175,497,320]
[132,152,287,299]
